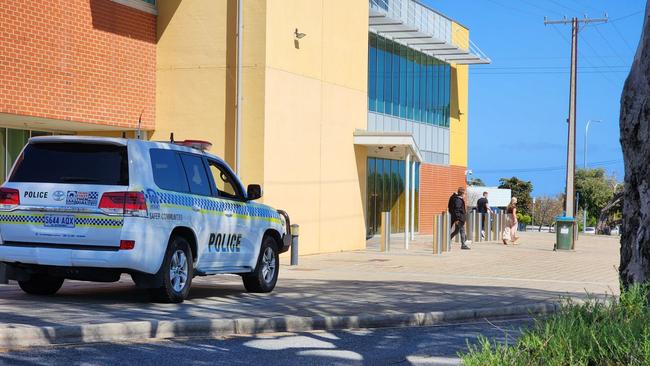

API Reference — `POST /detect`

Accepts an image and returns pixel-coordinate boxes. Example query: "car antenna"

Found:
[135,109,144,140]
[170,132,175,143]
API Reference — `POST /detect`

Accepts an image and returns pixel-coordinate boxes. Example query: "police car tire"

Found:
[18,275,64,296]
[150,236,194,303]
[243,236,279,293]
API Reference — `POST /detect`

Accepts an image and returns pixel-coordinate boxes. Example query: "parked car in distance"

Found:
[584,227,596,235]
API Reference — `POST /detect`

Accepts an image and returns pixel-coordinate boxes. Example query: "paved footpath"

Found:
[0,232,619,330]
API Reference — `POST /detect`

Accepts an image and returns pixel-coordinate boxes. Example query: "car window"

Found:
[10,142,128,185]
[207,160,243,200]
[179,154,212,196]
[150,149,190,193]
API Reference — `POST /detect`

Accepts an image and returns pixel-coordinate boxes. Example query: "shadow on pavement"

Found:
[0,276,589,329]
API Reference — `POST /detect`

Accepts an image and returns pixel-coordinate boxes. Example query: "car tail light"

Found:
[119,240,135,250]
[99,192,148,217]
[0,188,20,210]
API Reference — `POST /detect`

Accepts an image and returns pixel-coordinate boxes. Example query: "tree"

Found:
[575,168,616,222]
[533,195,564,231]
[498,176,533,215]
[620,1,650,290]
[468,177,485,186]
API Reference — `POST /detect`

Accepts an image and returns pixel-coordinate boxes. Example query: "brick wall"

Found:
[0,0,156,129]
[419,164,466,234]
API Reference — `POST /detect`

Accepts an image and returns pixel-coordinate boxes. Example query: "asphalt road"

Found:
[0,317,534,366]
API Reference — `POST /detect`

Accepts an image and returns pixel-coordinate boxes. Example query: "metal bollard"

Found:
[0,263,7,285]
[290,224,300,266]
[440,212,449,252]
[466,213,473,242]
[380,211,391,252]
[432,213,439,254]
[474,213,479,242]
[486,213,492,241]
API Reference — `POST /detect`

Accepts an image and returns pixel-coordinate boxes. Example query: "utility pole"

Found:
[544,15,607,218]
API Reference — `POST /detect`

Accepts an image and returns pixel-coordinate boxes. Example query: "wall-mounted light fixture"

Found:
[294,28,307,39]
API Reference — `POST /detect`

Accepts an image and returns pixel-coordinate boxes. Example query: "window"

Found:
[10,143,128,185]
[110,0,157,15]
[368,33,377,112]
[150,149,189,193]
[179,154,211,196]
[367,33,452,127]
[207,160,244,200]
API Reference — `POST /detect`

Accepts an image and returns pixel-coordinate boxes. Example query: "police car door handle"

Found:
[224,210,233,217]
[192,204,201,212]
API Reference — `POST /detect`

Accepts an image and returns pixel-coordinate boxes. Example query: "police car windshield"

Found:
[9,142,129,185]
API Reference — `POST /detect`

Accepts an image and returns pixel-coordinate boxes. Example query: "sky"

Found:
[423,0,646,197]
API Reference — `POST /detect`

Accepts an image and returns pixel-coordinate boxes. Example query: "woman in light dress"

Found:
[502,197,520,245]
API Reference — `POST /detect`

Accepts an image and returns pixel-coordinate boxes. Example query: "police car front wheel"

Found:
[243,236,279,293]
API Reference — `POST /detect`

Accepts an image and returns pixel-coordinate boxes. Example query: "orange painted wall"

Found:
[419,163,466,234]
[0,0,156,129]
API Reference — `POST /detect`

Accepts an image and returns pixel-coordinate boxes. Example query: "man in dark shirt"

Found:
[448,187,470,250]
[476,191,493,239]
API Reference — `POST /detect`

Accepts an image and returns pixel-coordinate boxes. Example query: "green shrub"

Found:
[461,284,650,366]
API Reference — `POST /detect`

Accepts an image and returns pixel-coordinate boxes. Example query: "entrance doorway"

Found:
[366,157,419,236]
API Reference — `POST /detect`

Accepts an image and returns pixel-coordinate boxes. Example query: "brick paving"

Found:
[0,232,619,329]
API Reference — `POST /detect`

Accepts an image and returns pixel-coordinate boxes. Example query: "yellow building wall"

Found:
[449,22,469,168]
[153,0,230,158]
[261,0,369,255]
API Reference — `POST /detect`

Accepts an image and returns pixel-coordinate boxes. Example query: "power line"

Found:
[483,0,539,17]
[476,65,630,70]
[610,22,635,52]
[610,9,644,23]
[519,0,562,16]
[470,70,627,75]
[544,0,580,14]
[473,159,622,175]
[592,25,628,65]
[579,31,620,85]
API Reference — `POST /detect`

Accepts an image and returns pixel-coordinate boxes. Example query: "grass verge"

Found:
[461,284,650,365]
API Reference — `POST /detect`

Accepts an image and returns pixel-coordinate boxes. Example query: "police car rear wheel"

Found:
[18,275,64,296]
[243,236,279,293]
[150,236,194,303]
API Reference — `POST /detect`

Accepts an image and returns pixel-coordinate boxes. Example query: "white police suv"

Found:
[0,136,292,302]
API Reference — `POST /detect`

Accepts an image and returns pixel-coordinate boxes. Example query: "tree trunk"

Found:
[620,2,650,289]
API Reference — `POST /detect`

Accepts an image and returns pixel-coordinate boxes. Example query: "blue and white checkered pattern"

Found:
[0,214,123,228]
[157,192,280,220]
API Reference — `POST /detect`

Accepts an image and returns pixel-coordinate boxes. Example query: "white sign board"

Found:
[467,186,513,208]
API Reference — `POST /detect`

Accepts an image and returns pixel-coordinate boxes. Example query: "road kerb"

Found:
[0,302,559,350]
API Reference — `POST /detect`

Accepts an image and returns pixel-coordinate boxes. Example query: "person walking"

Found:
[476,191,493,240]
[502,197,520,245]
[448,187,471,250]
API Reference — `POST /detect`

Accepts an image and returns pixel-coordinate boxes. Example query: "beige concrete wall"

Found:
[449,22,469,168]
[153,0,230,158]
[153,0,369,255]
[261,0,369,255]
[155,0,266,186]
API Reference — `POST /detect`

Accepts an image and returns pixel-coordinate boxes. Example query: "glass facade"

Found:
[366,157,420,236]
[368,32,451,127]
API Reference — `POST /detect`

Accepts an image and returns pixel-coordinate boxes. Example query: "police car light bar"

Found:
[176,140,213,151]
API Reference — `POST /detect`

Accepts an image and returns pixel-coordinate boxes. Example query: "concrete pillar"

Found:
[410,160,416,240]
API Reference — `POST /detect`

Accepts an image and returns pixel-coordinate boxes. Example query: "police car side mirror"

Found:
[247,184,263,201]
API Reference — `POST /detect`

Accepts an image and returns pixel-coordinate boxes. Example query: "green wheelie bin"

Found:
[555,216,576,250]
